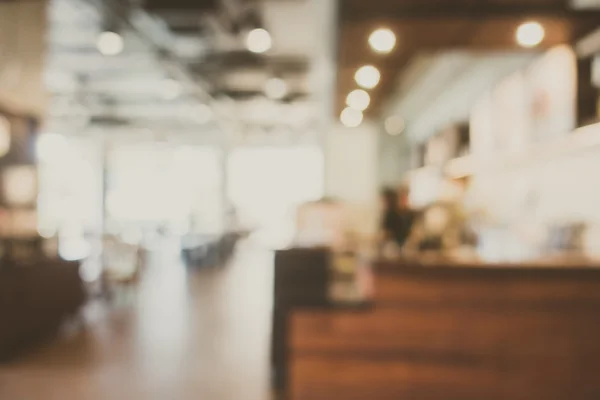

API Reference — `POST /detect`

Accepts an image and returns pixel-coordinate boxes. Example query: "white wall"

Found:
[379,128,412,187]
[324,122,379,236]
[468,125,600,226]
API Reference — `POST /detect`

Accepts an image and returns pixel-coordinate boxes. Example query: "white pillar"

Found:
[325,122,380,237]
[309,0,338,196]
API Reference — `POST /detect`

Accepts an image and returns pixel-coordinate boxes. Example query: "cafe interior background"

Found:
[1,0,600,398]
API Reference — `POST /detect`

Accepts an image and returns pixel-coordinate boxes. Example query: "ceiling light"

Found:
[246,28,272,54]
[516,21,545,48]
[346,89,370,111]
[340,107,363,128]
[264,77,288,100]
[355,65,380,89]
[163,79,182,100]
[385,116,405,136]
[97,31,124,56]
[369,28,396,54]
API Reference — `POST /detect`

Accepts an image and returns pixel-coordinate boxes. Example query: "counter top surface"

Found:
[376,254,600,270]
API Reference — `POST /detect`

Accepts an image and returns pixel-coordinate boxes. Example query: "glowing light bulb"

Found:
[246,28,272,53]
[264,77,288,100]
[340,107,363,128]
[516,21,545,48]
[369,28,396,53]
[97,31,124,56]
[346,89,370,111]
[385,116,405,136]
[355,65,380,89]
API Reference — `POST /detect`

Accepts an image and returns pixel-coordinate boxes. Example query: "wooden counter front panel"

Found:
[290,266,600,400]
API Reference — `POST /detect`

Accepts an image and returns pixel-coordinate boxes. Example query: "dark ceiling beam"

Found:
[144,0,218,12]
[211,89,310,102]
[170,25,207,35]
[191,52,310,74]
[155,11,205,28]
[341,3,600,20]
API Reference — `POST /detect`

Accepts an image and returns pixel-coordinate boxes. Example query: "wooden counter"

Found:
[288,258,600,400]
[272,248,372,389]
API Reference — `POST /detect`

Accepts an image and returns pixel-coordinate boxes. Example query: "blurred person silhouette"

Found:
[379,187,415,257]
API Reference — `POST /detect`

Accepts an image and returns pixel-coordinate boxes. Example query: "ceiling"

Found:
[45,0,600,142]
[45,0,321,142]
[337,0,600,119]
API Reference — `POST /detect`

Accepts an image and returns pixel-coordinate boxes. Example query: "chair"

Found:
[101,236,142,303]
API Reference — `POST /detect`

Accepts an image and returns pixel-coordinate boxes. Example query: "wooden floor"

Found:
[0,241,274,400]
